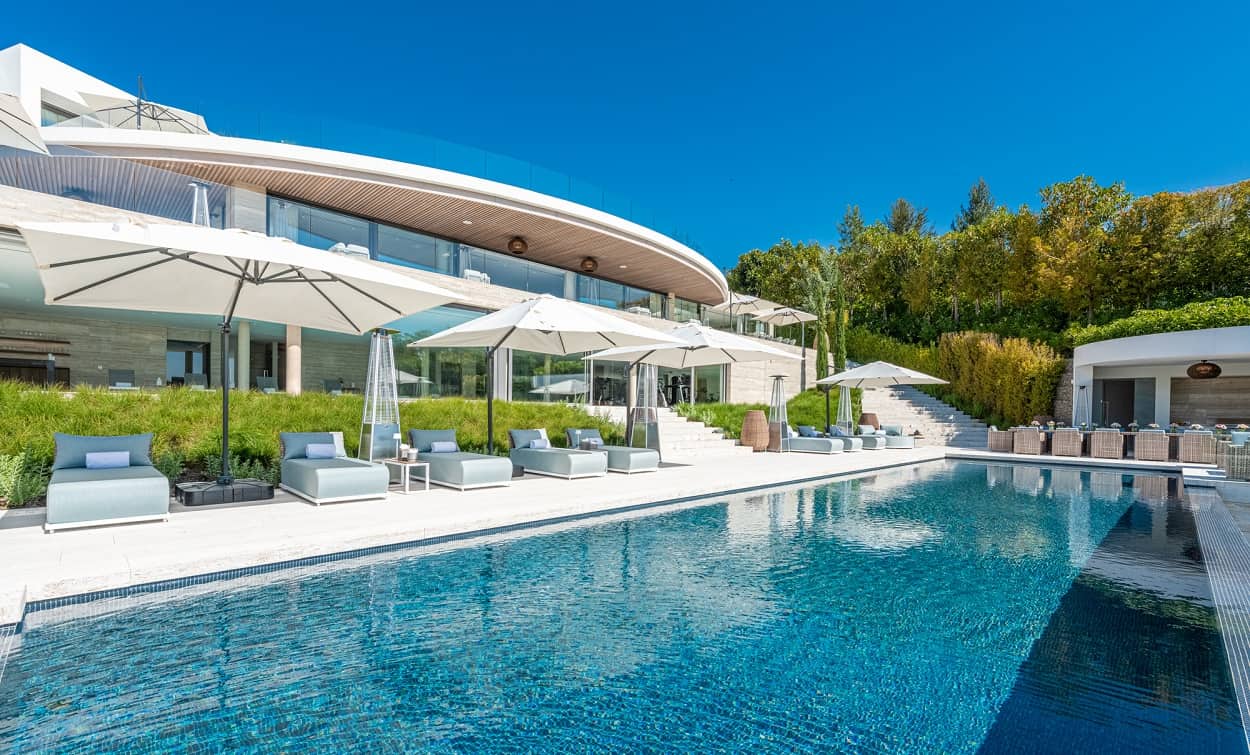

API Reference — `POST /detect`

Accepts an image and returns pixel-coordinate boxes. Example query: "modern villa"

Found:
[0,44,810,404]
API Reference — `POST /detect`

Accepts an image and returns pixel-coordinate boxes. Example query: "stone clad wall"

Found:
[1052,359,1074,423]
[1170,376,1250,425]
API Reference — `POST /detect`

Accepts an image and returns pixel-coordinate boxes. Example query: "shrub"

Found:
[0,450,50,507]
[1066,296,1250,347]
[846,327,1065,426]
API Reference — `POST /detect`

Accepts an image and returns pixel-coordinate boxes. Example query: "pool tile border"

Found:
[1190,488,1250,750]
[13,457,933,630]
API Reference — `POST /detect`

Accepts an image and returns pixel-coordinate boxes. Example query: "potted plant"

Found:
[1046,420,1056,431]
[1147,423,1161,430]
[1215,423,1229,437]
[1110,422,1122,431]
[1128,421,1139,432]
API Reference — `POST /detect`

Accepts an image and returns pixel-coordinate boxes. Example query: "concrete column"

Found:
[285,325,302,395]
[236,320,251,390]
[1155,376,1172,426]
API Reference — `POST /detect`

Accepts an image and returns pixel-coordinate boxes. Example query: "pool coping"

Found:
[1,455,939,635]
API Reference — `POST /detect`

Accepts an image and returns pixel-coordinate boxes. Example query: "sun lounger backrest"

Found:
[410,429,457,453]
[53,432,153,470]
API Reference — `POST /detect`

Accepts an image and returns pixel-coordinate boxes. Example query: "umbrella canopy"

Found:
[412,294,682,451]
[79,92,210,134]
[815,360,948,389]
[397,370,432,385]
[19,219,462,485]
[0,93,48,154]
[17,220,460,334]
[583,321,799,369]
[529,378,588,396]
[710,292,778,315]
[752,307,817,326]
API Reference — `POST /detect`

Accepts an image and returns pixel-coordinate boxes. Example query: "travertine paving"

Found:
[0,448,943,623]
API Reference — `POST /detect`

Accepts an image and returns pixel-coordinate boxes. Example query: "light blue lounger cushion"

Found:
[797,425,818,438]
[281,457,389,502]
[408,430,512,489]
[565,429,659,473]
[510,429,606,477]
[280,432,338,461]
[85,451,130,470]
[410,429,458,453]
[787,437,843,454]
[860,435,888,449]
[46,465,169,527]
[429,440,459,453]
[885,435,916,449]
[304,443,338,460]
[53,432,152,470]
[857,425,877,436]
[1232,432,1250,448]
[882,424,904,437]
[509,429,548,449]
[529,438,550,449]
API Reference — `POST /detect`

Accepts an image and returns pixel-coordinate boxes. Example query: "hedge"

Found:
[0,384,622,506]
[1066,296,1250,347]
[846,328,1066,427]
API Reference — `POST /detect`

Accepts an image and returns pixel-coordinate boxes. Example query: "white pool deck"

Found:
[0,448,950,624]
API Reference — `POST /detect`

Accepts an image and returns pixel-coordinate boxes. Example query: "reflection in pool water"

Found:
[0,462,1242,752]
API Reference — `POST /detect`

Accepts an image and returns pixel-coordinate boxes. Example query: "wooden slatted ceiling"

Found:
[124,157,726,304]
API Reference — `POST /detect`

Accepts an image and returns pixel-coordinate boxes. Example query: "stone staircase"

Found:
[860,385,990,448]
[591,406,754,461]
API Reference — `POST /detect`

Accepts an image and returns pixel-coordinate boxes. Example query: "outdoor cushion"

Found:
[46,465,169,528]
[797,425,818,438]
[410,429,457,453]
[857,425,877,436]
[565,429,657,472]
[429,440,459,453]
[860,436,888,450]
[305,443,337,459]
[53,433,153,470]
[787,437,843,454]
[412,451,512,489]
[882,424,904,437]
[85,451,130,470]
[281,457,389,502]
[280,432,337,461]
[567,429,605,446]
[511,447,607,478]
[529,438,551,449]
[833,436,864,451]
[886,435,916,449]
[509,429,549,449]
[1232,432,1250,448]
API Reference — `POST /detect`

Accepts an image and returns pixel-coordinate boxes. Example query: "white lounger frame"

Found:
[45,512,169,533]
[279,483,388,506]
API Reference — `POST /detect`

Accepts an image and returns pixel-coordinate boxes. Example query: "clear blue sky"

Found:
[6,1,1249,270]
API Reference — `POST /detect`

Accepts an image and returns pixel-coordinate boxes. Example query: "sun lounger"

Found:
[256,376,279,393]
[566,429,659,473]
[857,425,887,450]
[825,426,864,451]
[785,425,844,454]
[509,429,607,479]
[279,431,389,504]
[881,424,916,449]
[408,429,512,490]
[45,432,170,532]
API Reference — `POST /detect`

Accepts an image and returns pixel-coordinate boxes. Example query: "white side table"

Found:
[382,459,430,494]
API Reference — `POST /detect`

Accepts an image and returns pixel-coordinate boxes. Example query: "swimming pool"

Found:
[0,461,1243,752]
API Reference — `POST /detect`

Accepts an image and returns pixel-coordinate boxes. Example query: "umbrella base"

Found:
[176,478,275,507]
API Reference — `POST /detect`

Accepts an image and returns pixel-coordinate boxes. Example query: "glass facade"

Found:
[390,306,489,399]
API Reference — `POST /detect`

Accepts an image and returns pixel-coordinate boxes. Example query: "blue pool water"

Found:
[0,461,1243,752]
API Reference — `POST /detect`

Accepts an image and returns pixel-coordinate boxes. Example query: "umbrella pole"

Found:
[486,347,495,454]
[218,318,233,485]
[800,321,806,392]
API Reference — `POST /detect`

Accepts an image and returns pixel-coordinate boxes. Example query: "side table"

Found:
[382,459,430,494]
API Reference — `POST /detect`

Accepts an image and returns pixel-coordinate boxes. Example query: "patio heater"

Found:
[1073,384,1090,428]
[768,374,789,452]
[359,328,402,462]
[837,385,854,434]
[628,363,662,457]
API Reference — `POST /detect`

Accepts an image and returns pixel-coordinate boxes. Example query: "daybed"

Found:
[784,425,844,454]
[857,424,888,450]
[509,429,607,479]
[881,424,915,449]
[825,426,864,451]
[565,429,659,473]
[408,429,513,490]
[45,432,169,533]
[279,431,389,504]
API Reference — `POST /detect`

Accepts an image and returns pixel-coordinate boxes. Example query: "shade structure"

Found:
[412,294,682,452]
[18,219,461,487]
[754,307,818,391]
[583,321,800,369]
[78,92,210,134]
[710,292,778,315]
[815,360,947,389]
[0,93,48,154]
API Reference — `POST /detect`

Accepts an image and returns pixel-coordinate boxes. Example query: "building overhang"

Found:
[1073,326,1250,371]
[40,128,730,305]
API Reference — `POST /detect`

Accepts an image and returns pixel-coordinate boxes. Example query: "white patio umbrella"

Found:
[0,93,48,154]
[412,294,682,452]
[815,360,948,433]
[18,219,462,488]
[754,307,818,390]
[79,91,210,134]
[711,293,778,333]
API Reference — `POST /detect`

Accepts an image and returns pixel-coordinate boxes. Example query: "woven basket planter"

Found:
[1090,430,1124,459]
[1052,429,1083,457]
[1012,429,1047,455]
[1180,431,1217,464]
[1135,431,1170,462]
[987,429,1014,452]
[741,410,769,452]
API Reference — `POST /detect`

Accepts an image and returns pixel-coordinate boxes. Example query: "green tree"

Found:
[952,178,995,231]
[886,198,932,235]
[1035,176,1131,322]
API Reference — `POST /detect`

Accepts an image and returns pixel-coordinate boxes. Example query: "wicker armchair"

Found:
[1012,428,1048,455]
[1090,429,1124,459]
[988,428,1014,452]
[1219,441,1250,481]
[1052,429,1083,457]
[1135,430,1170,462]
[1180,430,1217,464]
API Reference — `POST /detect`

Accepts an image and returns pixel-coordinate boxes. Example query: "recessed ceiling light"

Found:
[462,219,473,225]
[618,264,628,269]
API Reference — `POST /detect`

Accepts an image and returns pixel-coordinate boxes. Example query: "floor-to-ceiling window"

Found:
[165,340,210,386]
[268,197,370,251]
[587,359,629,406]
[512,350,587,402]
[391,306,489,399]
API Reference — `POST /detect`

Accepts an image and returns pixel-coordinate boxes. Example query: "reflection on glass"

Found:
[588,358,628,406]
[268,197,369,251]
[693,365,723,403]
[391,306,488,398]
[512,350,587,402]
